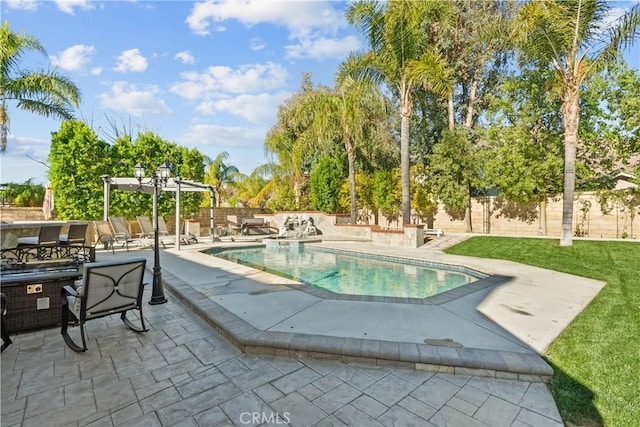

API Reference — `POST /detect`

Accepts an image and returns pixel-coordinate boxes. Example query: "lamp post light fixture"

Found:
[135,162,170,305]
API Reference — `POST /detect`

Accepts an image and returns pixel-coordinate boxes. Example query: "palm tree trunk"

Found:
[464,79,478,128]
[539,197,548,236]
[447,92,455,130]
[465,191,472,232]
[560,91,580,246]
[346,139,357,224]
[400,111,411,225]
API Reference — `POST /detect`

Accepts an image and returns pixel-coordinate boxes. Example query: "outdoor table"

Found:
[1,263,83,332]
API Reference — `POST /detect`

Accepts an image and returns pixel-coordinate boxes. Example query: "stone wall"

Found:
[430,192,638,239]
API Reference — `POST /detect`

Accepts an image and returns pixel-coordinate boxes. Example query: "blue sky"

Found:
[1,0,639,185]
[1,0,363,184]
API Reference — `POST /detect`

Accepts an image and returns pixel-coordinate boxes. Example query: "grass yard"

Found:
[445,237,639,427]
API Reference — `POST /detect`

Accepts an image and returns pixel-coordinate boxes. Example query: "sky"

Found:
[1,0,639,185]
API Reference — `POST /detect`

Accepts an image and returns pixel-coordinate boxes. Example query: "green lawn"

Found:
[445,237,640,427]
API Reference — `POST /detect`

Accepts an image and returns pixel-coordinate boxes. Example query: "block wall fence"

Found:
[1,191,637,241]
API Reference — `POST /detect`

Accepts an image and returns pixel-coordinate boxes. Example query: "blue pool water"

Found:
[206,245,482,299]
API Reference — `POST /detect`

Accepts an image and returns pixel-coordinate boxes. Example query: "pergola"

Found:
[101,175,216,250]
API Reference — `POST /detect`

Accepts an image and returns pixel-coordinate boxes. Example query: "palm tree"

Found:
[341,0,452,224]
[204,151,240,207]
[0,21,81,153]
[516,0,640,246]
[302,77,388,223]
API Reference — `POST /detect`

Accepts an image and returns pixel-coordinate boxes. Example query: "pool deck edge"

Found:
[162,268,554,382]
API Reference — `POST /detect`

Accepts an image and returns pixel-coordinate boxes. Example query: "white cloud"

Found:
[51,44,95,71]
[98,81,172,116]
[90,67,102,75]
[5,0,38,10]
[286,35,361,60]
[196,91,289,125]
[175,51,195,64]
[178,124,266,148]
[250,37,265,51]
[54,0,94,15]
[186,0,342,36]
[170,62,287,99]
[114,48,148,73]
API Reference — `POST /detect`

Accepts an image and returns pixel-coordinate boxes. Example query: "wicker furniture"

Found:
[1,265,83,332]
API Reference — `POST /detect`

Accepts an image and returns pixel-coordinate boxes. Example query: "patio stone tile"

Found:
[116,356,169,379]
[155,381,242,426]
[515,407,564,427]
[466,377,530,406]
[217,358,250,378]
[334,366,376,391]
[110,402,143,426]
[150,357,203,381]
[410,376,460,410]
[170,328,215,346]
[313,374,344,392]
[351,394,388,418]
[518,382,563,422]
[302,359,342,376]
[0,396,26,423]
[314,414,349,427]
[220,391,272,425]
[271,392,327,427]
[194,406,232,426]
[474,395,520,425]
[352,364,393,380]
[253,383,285,403]
[22,400,98,427]
[455,383,490,407]
[176,369,227,398]
[392,368,435,386]
[436,372,472,387]
[263,355,304,374]
[363,374,418,407]
[65,378,96,406]
[139,386,183,414]
[333,404,384,427]
[24,385,64,418]
[397,395,438,421]
[83,414,113,427]
[158,344,193,364]
[117,412,163,427]
[298,383,324,401]
[230,363,283,392]
[92,377,137,413]
[430,406,488,427]
[313,383,361,414]
[79,357,116,379]
[446,396,479,416]
[272,367,322,394]
[378,406,435,427]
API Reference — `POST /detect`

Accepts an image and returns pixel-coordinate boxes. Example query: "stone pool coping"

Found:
[161,266,554,382]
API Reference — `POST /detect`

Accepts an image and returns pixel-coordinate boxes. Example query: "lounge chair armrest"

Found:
[62,285,78,297]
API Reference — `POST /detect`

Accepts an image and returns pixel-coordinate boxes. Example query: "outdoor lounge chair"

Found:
[136,215,175,248]
[93,220,116,253]
[60,258,148,352]
[109,216,146,250]
[158,216,197,244]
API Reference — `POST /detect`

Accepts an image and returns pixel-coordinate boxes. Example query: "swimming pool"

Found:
[205,245,485,299]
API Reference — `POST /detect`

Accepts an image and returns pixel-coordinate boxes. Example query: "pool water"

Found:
[206,245,480,299]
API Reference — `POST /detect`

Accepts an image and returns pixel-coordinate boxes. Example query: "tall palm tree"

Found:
[0,21,81,153]
[341,0,452,224]
[302,77,388,223]
[204,151,240,207]
[516,0,640,246]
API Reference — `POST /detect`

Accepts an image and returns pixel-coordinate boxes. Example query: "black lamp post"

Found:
[135,162,170,305]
